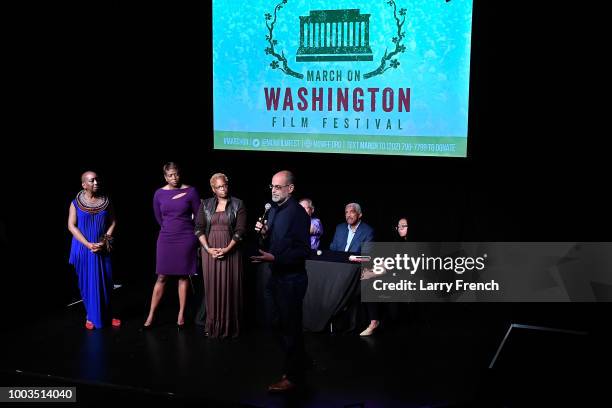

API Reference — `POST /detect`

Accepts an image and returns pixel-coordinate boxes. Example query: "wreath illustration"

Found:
[264,0,408,80]
[264,0,303,79]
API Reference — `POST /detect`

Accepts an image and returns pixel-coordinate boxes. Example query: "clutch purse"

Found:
[99,234,114,253]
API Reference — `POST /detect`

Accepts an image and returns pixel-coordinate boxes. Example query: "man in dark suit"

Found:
[251,170,311,393]
[330,202,380,336]
[329,202,374,253]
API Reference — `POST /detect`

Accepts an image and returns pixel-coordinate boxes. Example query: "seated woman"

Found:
[395,217,409,241]
[360,216,409,336]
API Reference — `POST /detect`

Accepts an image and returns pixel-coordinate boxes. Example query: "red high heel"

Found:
[85,321,95,330]
[111,318,121,327]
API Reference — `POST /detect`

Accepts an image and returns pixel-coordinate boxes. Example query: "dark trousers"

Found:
[266,270,308,381]
[365,302,380,321]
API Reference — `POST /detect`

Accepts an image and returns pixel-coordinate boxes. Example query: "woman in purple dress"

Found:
[144,163,200,328]
[195,173,246,338]
[68,171,120,329]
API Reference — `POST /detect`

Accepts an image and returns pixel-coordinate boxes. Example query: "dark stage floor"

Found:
[1,282,605,407]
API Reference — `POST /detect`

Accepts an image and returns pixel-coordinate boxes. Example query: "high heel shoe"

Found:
[85,321,95,330]
[176,314,186,331]
[141,319,154,331]
[359,321,379,336]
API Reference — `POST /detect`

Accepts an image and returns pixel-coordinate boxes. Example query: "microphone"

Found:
[258,203,272,226]
[256,203,272,247]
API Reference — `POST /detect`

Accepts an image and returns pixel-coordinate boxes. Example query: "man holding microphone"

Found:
[251,170,311,393]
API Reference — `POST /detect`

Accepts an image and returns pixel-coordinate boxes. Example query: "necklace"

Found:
[76,190,109,214]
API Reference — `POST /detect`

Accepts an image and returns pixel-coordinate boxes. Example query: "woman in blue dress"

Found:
[68,171,119,329]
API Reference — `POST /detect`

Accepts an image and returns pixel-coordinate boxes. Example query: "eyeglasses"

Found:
[396,225,408,229]
[269,184,290,191]
[213,184,228,190]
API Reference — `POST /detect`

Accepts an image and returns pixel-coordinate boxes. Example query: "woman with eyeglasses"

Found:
[361,216,410,336]
[395,217,409,241]
[194,173,246,338]
[392,216,410,327]
[144,162,200,329]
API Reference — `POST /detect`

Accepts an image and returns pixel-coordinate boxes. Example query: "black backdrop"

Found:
[1,1,609,330]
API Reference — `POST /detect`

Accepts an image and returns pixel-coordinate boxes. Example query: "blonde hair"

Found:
[210,172,229,187]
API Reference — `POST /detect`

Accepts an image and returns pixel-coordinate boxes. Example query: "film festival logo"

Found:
[264,0,408,80]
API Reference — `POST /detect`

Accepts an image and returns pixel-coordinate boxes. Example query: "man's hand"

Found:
[254,219,268,236]
[250,249,275,263]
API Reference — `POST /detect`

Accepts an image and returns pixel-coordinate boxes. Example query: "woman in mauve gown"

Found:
[195,173,246,338]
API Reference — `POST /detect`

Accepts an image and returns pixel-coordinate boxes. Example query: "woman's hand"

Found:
[216,247,231,258]
[360,267,378,280]
[88,242,103,253]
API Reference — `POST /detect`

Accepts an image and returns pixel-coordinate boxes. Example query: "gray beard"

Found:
[273,196,289,206]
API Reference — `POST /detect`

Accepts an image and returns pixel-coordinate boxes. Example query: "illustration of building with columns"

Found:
[296,9,373,62]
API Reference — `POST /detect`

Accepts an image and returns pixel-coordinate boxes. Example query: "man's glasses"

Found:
[213,184,228,190]
[269,184,290,190]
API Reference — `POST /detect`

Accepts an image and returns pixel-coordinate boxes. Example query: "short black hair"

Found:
[163,162,180,174]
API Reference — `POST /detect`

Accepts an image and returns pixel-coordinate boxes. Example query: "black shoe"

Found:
[177,323,185,331]
[302,357,315,371]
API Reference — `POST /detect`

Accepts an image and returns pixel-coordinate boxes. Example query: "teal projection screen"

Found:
[213,0,473,157]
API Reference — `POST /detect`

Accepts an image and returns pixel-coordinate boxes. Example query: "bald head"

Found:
[273,170,295,186]
[81,171,97,183]
[270,170,295,205]
[81,171,101,194]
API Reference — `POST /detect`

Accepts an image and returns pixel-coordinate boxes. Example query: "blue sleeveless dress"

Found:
[68,199,113,328]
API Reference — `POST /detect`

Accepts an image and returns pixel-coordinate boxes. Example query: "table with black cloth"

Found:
[255,252,362,332]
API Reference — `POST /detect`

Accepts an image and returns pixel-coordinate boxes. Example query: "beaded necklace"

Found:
[76,190,109,214]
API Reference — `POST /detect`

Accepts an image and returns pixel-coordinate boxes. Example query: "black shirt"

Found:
[265,196,311,273]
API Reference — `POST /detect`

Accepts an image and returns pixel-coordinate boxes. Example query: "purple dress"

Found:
[153,187,200,276]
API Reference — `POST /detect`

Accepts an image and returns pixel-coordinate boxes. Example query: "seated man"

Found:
[329,202,374,254]
[299,198,323,250]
